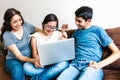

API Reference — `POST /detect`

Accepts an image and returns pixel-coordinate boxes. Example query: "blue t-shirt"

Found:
[3,22,35,59]
[72,25,113,62]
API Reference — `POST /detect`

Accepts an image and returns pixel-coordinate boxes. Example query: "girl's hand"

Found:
[34,58,43,68]
[89,61,99,69]
[61,24,68,39]
[61,24,68,32]
[34,60,40,68]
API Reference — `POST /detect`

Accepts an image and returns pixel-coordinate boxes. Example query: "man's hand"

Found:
[89,61,99,69]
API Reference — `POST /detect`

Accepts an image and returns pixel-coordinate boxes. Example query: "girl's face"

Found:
[44,21,57,35]
[10,14,23,31]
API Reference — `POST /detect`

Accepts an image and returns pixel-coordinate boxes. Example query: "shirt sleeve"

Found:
[98,27,113,47]
[23,22,36,34]
[3,32,15,47]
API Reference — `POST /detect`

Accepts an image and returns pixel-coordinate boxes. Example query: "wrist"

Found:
[30,59,35,64]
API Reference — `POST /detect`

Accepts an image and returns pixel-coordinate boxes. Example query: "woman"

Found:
[23,13,69,80]
[0,8,39,80]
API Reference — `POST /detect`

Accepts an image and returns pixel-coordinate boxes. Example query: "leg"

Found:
[5,59,25,80]
[57,65,79,80]
[78,67,103,80]
[40,61,69,80]
[23,62,45,76]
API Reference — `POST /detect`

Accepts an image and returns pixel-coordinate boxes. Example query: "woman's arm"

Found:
[7,44,37,64]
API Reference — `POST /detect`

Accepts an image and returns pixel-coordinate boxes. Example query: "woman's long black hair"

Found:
[0,8,24,42]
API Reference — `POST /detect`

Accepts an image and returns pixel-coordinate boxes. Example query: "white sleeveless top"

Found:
[32,31,61,46]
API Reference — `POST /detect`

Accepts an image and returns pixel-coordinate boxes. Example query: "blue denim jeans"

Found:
[23,61,69,80]
[5,58,25,80]
[57,60,103,80]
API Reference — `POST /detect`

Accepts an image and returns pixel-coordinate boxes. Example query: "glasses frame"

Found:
[45,25,57,30]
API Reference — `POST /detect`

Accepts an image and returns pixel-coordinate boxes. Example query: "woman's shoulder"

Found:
[23,22,35,29]
[3,31,11,36]
[3,31,13,40]
[23,22,34,26]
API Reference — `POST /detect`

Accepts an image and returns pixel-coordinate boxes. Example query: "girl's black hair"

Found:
[42,13,58,30]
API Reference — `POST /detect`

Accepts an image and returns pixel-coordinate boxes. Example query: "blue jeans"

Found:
[4,58,25,80]
[23,61,69,80]
[57,60,103,80]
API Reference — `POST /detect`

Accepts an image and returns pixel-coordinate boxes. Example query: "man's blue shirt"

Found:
[72,25,113,62]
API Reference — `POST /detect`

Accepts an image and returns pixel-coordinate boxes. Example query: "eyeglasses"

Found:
[45,25,57,30]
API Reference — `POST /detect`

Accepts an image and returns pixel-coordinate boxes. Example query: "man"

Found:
[57,6,120,80]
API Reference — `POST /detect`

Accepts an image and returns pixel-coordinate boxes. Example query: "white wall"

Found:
[0,0,120,29]
[0,0,13,27]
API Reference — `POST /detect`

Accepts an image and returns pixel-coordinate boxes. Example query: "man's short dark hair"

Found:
[75,6,93,21]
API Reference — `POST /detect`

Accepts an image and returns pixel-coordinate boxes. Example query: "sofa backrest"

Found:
[67,27,120,70]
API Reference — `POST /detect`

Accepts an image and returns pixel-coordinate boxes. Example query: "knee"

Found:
[78,67,103,80]
[56,61,69,69]
[11,66,25,80]
[23,62,35,76]
[23,62,32,72]
[12,64,23,74]
[23,62,45,76]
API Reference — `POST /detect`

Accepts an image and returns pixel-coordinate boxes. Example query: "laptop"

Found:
[37,38,75,66]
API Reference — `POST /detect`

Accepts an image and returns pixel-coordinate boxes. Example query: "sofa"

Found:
[0,27,120,80]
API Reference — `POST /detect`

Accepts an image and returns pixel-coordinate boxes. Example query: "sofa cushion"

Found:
[0,54,11,80]
[103,69,120,80]
[67,29,75,38]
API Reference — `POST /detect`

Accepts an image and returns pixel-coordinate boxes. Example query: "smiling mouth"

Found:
[47,30,53,34]
[78,25,82,28]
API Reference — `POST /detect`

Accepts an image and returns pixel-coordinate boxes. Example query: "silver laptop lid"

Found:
[37,38,75,66]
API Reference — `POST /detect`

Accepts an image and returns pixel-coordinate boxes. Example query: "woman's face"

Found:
[44,21,57,35]
[10,14,23,31]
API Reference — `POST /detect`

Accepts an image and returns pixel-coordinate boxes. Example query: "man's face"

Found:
[75,16,90,29]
